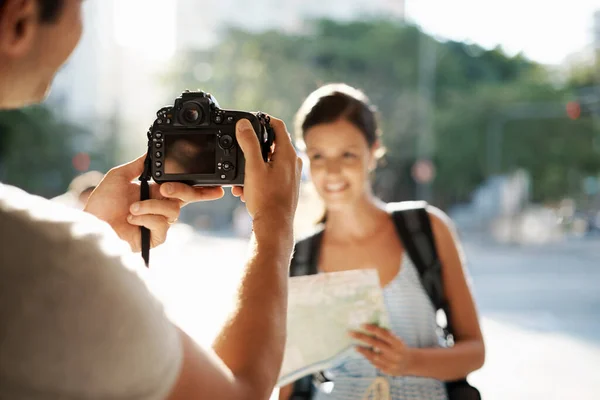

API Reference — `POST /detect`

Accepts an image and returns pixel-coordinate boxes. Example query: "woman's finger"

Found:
[350,331,393,353]
[361,324,397,346]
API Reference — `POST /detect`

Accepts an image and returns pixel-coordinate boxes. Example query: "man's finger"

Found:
[130,199,180,223]
[127,214,169,247]
[110,154,147,181]
[236,119,263,171]
[231,186,243,197]
[159,182,224,204]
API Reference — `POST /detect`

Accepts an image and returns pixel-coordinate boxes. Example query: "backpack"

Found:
[288,201,481,400]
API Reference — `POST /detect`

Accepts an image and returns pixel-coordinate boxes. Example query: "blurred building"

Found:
[595,10,600,51]
[49,1,127,125]
[47,1,177,161]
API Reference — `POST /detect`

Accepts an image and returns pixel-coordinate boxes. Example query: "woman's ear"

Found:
[370,139,386,171]
[0,0,39,59]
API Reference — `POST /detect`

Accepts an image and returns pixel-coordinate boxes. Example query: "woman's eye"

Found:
[310,154,323,161]
[343,152,357,159]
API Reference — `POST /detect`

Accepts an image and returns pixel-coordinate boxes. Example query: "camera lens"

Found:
[219,134,234,149]
[179,102,204,125]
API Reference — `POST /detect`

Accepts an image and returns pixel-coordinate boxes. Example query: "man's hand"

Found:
[84,155,224,252]
[231,117,302,236]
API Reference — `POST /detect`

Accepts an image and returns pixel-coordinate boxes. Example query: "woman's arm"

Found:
[404,206,485,381]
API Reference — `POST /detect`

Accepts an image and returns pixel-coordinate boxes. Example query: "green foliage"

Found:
[0,106,113,198]
[164,18,599,208]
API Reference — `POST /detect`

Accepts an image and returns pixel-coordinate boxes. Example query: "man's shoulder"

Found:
[0,182,123,250]
[0,183,182,399]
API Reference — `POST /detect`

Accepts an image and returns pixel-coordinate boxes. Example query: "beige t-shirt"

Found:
[0,183,182,399]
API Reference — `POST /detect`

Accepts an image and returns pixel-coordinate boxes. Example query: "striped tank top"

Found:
[313,253,448,400]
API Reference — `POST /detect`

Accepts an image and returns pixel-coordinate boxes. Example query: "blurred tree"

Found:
[0,105,113,198]
[164,18,600,210]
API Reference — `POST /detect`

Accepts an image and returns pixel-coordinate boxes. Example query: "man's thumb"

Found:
[236,119,261,169]
[111,154,147,180]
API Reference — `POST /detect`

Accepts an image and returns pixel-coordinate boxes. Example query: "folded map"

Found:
[277,269,391,387]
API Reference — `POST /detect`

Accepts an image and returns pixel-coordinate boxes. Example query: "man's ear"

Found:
[0,0,39,58]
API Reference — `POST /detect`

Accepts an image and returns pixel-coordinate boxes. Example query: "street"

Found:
[464,238,600,399]
[146,225,600,399]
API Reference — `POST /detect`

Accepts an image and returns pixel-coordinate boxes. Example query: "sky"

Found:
[112,0,599,65]
[405,0,600,65]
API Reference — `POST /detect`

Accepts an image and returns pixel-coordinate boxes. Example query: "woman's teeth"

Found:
[326,183,347,192]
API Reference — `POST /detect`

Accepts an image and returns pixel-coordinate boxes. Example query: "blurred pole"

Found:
[593,11,600,136]
[416,32,437,201]
[486,118,504,176]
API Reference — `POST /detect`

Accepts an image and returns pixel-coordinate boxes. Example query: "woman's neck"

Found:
[324,196,389,243]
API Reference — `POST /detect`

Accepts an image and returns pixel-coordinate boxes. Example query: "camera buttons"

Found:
[222,161,233,171]
[155,171,162,177]
[215,115,223,124]
[219,134,234,149]
[155,151,162,158]
[155,161,162,168]
[155,132,163,139]
[220,174,226,179]
[155,142,162,148]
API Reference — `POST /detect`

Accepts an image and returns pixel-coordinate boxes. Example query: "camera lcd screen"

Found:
[164,134,216,174]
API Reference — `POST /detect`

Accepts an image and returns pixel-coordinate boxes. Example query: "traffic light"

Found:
[566,101,581,120]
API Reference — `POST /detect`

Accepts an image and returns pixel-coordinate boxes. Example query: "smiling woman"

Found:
[280,83,485,400]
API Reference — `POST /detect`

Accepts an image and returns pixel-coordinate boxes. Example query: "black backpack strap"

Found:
[391,203,481,398]
[290,228,324,277]
[390,203,454,337]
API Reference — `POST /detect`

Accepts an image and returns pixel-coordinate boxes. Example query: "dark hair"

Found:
[295,83,384,224]
[0,0,65,23]
[295,83,381,150]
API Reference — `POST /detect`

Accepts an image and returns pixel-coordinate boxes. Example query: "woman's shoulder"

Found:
[385,201,451,222]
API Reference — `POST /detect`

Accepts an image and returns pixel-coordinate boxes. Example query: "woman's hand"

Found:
[350,324,413,377]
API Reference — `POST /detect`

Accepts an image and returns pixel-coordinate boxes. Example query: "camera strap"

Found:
[138,137,153,267]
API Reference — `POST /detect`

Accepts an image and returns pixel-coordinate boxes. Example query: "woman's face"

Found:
[304,118,377,211]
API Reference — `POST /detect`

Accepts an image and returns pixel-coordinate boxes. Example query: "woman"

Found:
[279,84,485,400]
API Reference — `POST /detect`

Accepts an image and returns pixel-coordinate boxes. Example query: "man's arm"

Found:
[211,222,293,397]
[167,226,293,400]
[166,117,302,400]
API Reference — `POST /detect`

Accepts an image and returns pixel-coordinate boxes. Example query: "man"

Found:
[0,1,302,399]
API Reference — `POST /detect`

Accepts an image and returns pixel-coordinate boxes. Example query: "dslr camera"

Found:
[146,90,274,186]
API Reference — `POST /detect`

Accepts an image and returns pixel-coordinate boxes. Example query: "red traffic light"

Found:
[566,101,581,120]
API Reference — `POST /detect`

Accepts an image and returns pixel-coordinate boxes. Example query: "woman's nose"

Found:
[325,159,342,175]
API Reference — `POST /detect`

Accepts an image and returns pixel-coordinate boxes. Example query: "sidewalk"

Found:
[151,228,600,399]
[469,317,600,400]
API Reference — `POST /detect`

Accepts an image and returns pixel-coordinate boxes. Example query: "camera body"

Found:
[147,90,273,186]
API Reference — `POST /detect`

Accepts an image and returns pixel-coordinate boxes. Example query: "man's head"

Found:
[0,0,83,109]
